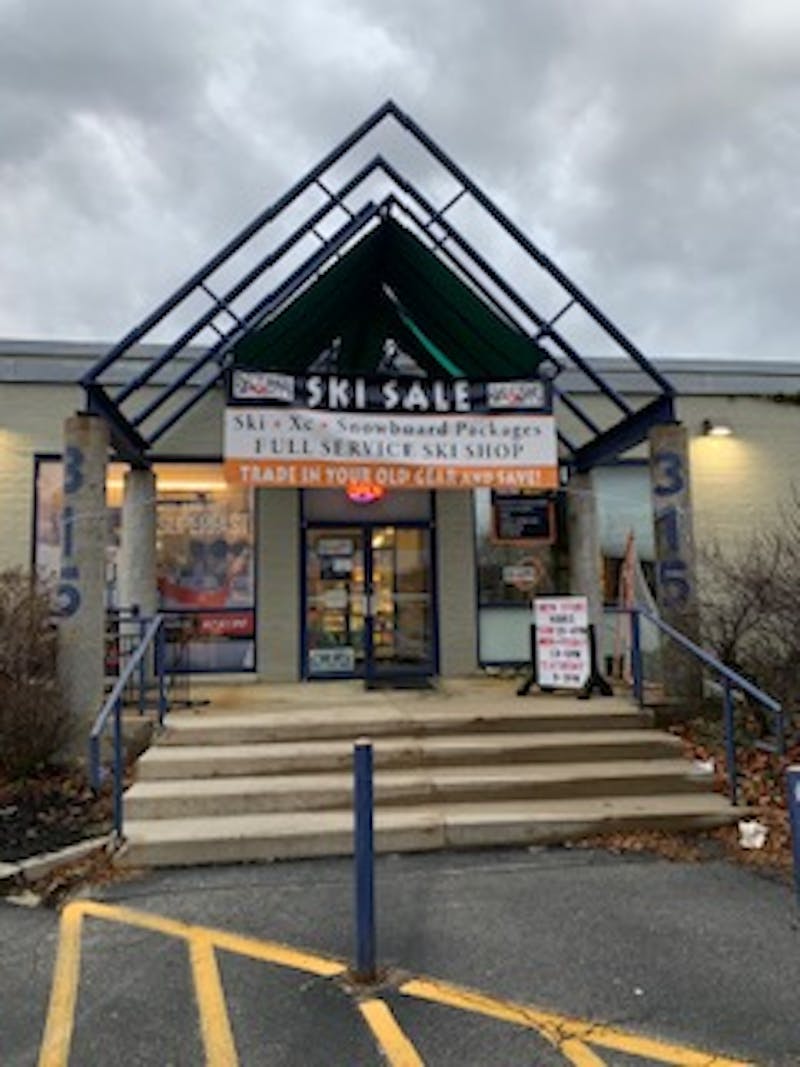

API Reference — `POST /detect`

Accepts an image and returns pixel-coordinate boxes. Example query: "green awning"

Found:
[233,217,547,379]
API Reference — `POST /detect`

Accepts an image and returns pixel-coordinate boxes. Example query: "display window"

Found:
[473,488,556,664]
[33,459,255,673]
[34,457,123,603]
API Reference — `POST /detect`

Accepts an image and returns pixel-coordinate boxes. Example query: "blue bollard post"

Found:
[354,739,376,981]
[788,766,800,908]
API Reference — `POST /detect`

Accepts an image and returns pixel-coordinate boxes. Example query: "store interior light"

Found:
[701,419,733,437]
[155,477,230,493]
[105,465,230,494]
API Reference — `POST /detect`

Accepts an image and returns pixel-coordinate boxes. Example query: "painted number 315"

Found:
[57,446,85,617]
[652,449,690,608]
[653,451,684,497]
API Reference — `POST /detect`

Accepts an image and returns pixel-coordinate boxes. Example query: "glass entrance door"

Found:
[305,527,366,677]
[304,524,435,681]
[365,526,435,685]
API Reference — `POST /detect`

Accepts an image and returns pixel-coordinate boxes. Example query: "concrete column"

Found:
[649,422,703,710]
[57,413,109,755]
[436,491,478,676]
[118,468,157,616]
[256,488,300,681]
[566,471,603,632]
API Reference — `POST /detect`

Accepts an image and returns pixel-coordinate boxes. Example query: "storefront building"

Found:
[2,339,799,684]
[3,105,800,736]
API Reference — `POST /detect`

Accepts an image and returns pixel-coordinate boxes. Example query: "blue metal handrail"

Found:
[613,606,785,805]
[89,613,168,837]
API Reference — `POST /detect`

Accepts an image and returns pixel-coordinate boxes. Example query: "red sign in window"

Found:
[196,611,254,637]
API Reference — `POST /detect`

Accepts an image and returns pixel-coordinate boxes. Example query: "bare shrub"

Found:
[700,491,800,723]
[0,570,71,778]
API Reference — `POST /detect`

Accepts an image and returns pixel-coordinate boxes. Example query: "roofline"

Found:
[2,338,798,371]
[1,339,799,394]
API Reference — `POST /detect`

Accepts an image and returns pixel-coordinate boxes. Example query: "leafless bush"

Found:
[0,570,70,778]
[700,491,800,720]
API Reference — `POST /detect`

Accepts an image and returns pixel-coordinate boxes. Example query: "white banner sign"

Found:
[534,596,590,689]
[224,407,558,490]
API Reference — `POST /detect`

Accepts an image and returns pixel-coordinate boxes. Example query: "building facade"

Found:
[2,340,798,683]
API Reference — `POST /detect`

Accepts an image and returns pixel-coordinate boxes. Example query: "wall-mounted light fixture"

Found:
[701,419,733,437]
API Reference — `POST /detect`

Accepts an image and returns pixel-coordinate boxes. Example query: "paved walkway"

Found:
[3,847,798,1065]
[188,677,479,711]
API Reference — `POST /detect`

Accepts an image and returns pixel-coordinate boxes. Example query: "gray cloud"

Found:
[0,0,798,358]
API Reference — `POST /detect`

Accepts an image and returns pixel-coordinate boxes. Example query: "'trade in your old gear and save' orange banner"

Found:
[223,408,559,490]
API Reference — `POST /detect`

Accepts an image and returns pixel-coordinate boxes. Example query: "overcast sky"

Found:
[2,0,799,359]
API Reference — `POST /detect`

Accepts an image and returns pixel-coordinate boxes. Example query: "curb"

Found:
[0,862,20,889]
[0,835,114,892]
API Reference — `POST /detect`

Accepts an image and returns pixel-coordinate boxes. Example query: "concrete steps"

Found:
[118,688,738,868]
[125,759,713,819]
[158,706,650,745]
[119,794,737,868]
[135,730,683,780]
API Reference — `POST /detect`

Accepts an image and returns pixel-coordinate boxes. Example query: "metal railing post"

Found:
[787,766,800,908]
[157,621,168,726]
[630,608,643,708]
[776,706,787,756]
[113,697,124,838]
[138,613,147,715]
[89,734,102,792]
[89,614,166,812]
[723,681,739,806]
[353,739,376,982]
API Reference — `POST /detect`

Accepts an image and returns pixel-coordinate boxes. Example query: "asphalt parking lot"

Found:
[3,846,798,1065]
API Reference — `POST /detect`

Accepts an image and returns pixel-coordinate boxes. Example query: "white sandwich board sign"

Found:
[534,596,590,689]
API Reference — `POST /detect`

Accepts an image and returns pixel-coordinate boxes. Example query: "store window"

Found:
[154,465,255,672]
[474,489,556,664]
[34,457,124,604]
[33,459,255,673]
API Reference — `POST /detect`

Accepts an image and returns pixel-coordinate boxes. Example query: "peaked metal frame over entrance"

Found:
[81,100,674,468]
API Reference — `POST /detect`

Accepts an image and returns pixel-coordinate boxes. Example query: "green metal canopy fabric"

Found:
[233,217,547,379]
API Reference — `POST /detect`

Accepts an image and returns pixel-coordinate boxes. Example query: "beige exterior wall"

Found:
[559,391,800,557]
[155,389,225,456]
[677,394,798,552]
[256,488,300,681]
[435,490,479,676]
[0,383,81,571]
[0,382,224,573]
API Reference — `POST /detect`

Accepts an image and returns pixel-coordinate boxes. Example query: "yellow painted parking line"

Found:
[38,904,83,1067]
[359,998,425,1067]
[189,934,240,1067]
[208,926,346,977]
[401,978,605,1067]
[37,899,754,1067]
[38,900,346,1067]
[77,898,195,940]
[400,978,752,1067]
[75,898,347,976]
[551,1036,607,1067]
